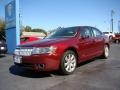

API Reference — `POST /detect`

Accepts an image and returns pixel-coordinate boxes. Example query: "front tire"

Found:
[59,50,77,75]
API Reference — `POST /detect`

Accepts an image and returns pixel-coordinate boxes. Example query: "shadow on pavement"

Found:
[9,65,53,78]
[9,58,106,78]
[77,57,106,67]
[77,58,96,67]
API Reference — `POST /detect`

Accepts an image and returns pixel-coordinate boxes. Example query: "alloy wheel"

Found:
[64,53,77,73]
[104,45,109,58]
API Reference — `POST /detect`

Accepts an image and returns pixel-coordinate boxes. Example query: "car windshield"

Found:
[46,27,78,39]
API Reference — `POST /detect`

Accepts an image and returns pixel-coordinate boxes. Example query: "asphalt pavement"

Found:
[0,44,120,90]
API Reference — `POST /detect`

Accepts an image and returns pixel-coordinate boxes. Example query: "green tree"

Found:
[32,28,47,36]
[21,25,47,36]
[24,26,32,32]
[20,25,25,36]
[0,18,5,40]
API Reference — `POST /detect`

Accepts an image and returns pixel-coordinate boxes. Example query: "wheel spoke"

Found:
[68,54,71,60]
[65,56,70,66]
[70,63,74,71]
[64,61,69,67]
[70,55,74,60]
[65,56,69,61]
[66,64,70,72]
[71,58,75,63]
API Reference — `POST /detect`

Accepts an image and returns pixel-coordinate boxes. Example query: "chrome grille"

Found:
[14,48,33,56]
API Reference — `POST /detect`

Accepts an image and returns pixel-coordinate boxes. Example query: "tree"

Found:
[0,18,5,40]
[24,26,32,32]
[20,25,25,36]
[23,25,47,36]
[32,28,47,36]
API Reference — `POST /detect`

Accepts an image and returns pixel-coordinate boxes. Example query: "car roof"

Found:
[63,26,95,29]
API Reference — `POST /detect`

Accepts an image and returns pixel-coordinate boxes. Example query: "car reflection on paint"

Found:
[20,36,41,44]
[13,26,110,75]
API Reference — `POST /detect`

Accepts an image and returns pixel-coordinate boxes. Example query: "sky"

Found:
[0,0,120,32]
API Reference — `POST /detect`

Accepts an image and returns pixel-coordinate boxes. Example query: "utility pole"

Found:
[118,21,120,33]
[111,10,114,33]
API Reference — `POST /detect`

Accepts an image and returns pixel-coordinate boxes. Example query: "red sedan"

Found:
[14,26,110,75]
[20,36,40,44]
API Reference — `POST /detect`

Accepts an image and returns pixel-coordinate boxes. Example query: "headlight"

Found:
[32,46,57,55]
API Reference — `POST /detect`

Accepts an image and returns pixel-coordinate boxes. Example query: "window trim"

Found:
[92,27,102,37]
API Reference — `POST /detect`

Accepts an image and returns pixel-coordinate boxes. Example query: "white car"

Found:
[103,32,115,40]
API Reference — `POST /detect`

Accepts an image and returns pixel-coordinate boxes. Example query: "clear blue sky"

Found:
[0,0,120,32]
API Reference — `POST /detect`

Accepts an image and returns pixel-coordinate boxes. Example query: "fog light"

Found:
[37,64,45,70]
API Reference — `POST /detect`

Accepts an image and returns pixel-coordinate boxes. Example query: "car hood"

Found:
[20,38,71,47]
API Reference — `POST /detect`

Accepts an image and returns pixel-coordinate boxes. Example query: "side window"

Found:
[80,27,93,37]
[84,27,92,37]
[92,28,102,37]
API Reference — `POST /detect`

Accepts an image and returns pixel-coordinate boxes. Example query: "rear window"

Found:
[103,32,109,34]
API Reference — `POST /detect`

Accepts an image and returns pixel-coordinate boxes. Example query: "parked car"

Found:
[20,36,40,44]
[103,32,115,41]
[0,35,7,55]
[14,26,110,75]
[113,33,120,43]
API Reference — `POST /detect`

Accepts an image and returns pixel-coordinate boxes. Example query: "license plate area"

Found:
[14,55,22,64]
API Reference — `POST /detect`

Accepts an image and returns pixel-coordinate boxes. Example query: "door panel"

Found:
[78,27,95,62]
[78,37,95,61]
[92,28,104,56]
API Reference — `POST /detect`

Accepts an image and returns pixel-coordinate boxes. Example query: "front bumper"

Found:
[14,53,61,71]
